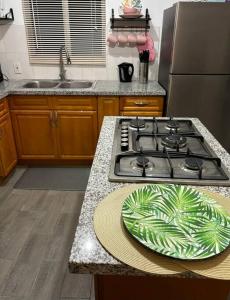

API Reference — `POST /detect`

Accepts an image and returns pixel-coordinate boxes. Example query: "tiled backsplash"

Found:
[0,0,182,81]
[0,24,160,81]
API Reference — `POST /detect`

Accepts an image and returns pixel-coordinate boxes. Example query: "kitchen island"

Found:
[69,116,230,299]
[69,116,230,273]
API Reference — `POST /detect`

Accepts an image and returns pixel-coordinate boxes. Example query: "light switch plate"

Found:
[13,62,22,74]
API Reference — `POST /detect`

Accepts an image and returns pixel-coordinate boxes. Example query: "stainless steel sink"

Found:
[21,80,94,89]
[58,81,94,89]
[22,80,59,89]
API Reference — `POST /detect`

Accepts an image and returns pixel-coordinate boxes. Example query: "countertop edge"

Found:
[0,80,166,100]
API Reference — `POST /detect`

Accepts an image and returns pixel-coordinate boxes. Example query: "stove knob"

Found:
[121,125,128,130]
[121,142,129,151]
[121,138,128,143]
[121,133,128,138]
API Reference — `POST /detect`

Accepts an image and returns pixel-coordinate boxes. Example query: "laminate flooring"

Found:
[0,168,94,300]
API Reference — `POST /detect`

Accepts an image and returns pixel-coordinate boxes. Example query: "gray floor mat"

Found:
[14,167,91,191]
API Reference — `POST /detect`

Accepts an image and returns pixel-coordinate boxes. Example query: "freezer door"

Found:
[171,2,230,74]
[167,75,230,153]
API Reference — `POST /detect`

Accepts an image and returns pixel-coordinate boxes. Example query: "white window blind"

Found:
[22,0,106,65]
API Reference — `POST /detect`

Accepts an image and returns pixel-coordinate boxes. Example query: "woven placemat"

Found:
[94,185,230,279]
[94,184,186,275]
[178,189,230,280]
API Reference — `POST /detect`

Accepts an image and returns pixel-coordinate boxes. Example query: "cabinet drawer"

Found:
[53,96,97,111]
[9,95,51,110]
[0,99,8,117]
[121,111,163,117]
[120,96,164,111]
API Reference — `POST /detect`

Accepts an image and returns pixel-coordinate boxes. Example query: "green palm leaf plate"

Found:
[122,184,230,260]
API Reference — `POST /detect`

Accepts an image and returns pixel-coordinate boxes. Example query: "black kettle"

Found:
[118,62,134,82]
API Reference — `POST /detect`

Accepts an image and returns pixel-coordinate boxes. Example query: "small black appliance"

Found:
[118,62,134,82]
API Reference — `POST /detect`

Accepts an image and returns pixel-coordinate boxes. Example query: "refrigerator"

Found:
[158,2,230,153]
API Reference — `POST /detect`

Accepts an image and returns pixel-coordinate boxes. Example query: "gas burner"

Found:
[130,157,154,171]
[166,119,180,130]
[136,156,149,167]
[161,134,187,148]
[184,157,203,171]
[129,118,145,129]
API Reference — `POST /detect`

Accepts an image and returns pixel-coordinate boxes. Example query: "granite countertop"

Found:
[0,80,166,101]
[69,116,230,275]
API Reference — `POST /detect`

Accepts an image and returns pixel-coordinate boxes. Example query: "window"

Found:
[22,0,106,65]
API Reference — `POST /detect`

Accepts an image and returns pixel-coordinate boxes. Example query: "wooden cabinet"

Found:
[56,111,97,160]
[120,96,164,116]
[10,95,98,163]
[9,95,51,110]
[11,110,57,160]
[98,95,164,131]
[120,111,163,117]
[0,100,9,117]
[8,94,165,165]
[98,97,119,130]
[0,100,17,177]
[53,96,97,111]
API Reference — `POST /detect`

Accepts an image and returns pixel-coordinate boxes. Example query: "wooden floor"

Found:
[0,168,94,300]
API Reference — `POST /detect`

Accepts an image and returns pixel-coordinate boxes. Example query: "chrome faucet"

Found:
[59,46,71,81]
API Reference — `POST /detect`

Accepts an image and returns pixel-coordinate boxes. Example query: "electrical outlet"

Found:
[13,62,22,74]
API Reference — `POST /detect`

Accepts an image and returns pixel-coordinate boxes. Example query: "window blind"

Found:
[22,0,106,65]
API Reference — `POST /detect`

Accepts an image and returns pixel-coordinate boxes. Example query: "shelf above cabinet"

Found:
[0,8,14,25]
[110,8,151,30]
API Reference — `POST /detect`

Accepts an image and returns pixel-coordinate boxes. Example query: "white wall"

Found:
[0,0,183,81]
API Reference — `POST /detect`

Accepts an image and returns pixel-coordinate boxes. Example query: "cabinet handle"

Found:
[49,111,55,128]
[134,101,149,106]
[54,111,58,127]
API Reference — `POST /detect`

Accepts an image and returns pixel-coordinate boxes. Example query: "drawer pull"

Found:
[134,101,149,106]
[54,111,58,127]
[49,111,55,128]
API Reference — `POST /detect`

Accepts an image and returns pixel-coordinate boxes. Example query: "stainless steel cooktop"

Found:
[109,117,230,186]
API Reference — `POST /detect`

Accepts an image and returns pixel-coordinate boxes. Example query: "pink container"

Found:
[117,34,128,46]
[107,33,117,44]
[127,34,137,44]
[123,7,140,15]
[136,34,147,45]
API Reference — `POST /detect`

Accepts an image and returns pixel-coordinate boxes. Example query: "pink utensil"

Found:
[137,33,156,62]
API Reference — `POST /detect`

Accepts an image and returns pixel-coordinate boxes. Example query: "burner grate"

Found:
[110,118,230,186]
[114,149,228,181]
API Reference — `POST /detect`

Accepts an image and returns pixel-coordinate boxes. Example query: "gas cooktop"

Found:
[109,117,230,186]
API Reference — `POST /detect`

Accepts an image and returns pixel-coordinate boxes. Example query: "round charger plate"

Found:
[119,14,143,19]
[122,184,230,260]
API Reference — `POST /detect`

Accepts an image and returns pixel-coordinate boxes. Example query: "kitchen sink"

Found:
[58,81,94,89]
[22,80,59,89]
[21,80,94,89]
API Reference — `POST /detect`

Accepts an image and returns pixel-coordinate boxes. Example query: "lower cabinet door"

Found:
[11,110,57,159]
[0,113,17,177]
[55,111,98,160]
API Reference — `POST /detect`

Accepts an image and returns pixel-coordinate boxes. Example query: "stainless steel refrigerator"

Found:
[158,2,230,153]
